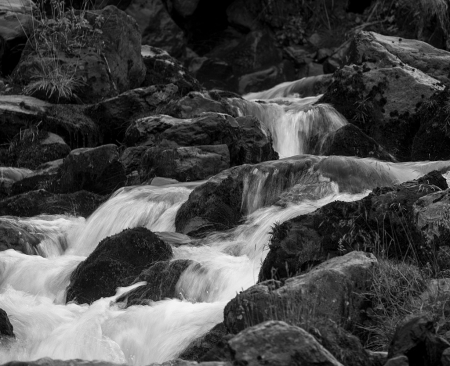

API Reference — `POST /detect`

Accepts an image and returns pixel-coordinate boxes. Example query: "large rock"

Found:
[125,112,276,168]
[322,123,396,162]
[0,189,105,217]
[226,321,343,366]
[4,130,70,169]
[126,0,185,57]
[388,315,450,366]
[259,171,448,280]
[319,62,444,161]
[117,259,193,306]
[176,155,442,237]
[66,227,173,304]
[15,5,146,103]
[0,167,32,198]
[348,31,450,86]
[11,159,63,195]
[86,84,180,144]
[0,95,52,144]
[55,144,126,195]
[225,252,377,334]
[141,45,201,94]
[141,145,230,182]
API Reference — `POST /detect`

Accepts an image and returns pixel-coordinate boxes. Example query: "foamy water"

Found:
[1,81,450,365]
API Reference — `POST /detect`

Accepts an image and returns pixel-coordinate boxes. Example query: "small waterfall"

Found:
[66,185,192,256]
[230,97,347,158]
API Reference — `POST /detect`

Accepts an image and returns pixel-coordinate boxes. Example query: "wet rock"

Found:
[0,218,40,253]
[188,57,234,91]
[322,123,396,162]
[388,315,450,366]
[0,189,105,217]
[141,46,201,95]
[120,146,148,175]
[225,252,377,334]
[11,159,63,195]
[66,227,173,304]
[86,84,180,144]
[180,323,230,362]
[6,130,70,170]
[126,0,185,57]
[227,321,343,366]
[118,259,193,306]
[0,308,14,338]
[125,112,271,168]
[348,31,450,86]
[319,62,443,161]
[141,145,230,182]
[56,144,126,195]
[259,171,448,280]
[15,5,145,103]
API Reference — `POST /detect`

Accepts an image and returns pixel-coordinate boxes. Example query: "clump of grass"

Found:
[360,255,450,351]
[15,0,105,102]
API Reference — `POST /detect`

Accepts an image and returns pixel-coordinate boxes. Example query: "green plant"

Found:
[16,0,105,102]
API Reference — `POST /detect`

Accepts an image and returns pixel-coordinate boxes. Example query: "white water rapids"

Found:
[1,84,450,365]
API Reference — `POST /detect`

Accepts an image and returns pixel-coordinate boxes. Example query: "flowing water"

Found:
[1,81,450,365]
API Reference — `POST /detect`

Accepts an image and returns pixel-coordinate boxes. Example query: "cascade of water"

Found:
[66,185,192,257]
[230,98,347,158]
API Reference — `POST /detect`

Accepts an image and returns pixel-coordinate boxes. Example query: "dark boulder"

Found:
[14,5,146,103]
[259,171,448,282]
[141,45,201,94]
[388,315,450,366]
[117,259,193,306]
[126,0,185,57]
[141,145,230,182]
[348,31,450,86]
[225,252,377,335]
[322,123,396,162]
[0,189,105,217]
[0,308,14,338]
[66,227,173,304]
[180,323,230,362]
[319,62,443,161]
[55,144,126,195]
[5,130,70,170]
[226,321,342,366]
[11,159,63,195]
[86,84,180,144]
[125,112,276,167]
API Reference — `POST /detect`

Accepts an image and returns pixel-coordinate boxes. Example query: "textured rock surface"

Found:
[15,5,146,103]
[0,189,105,217]
[225,252,377,334]
[66,227,173,304]
[56,144,126,195]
